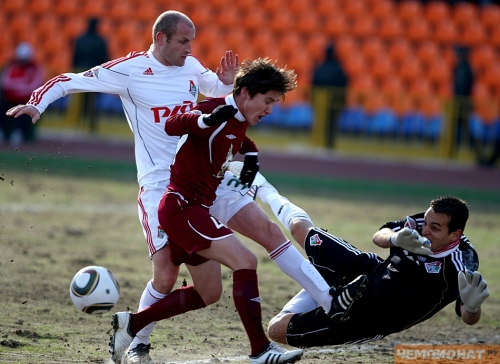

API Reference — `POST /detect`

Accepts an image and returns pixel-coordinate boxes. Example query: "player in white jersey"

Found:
[8,11,341,364]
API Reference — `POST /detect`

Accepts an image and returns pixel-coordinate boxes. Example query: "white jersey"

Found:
[28,48,233,186]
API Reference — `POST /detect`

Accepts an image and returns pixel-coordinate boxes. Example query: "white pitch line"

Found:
[161,344,386,364]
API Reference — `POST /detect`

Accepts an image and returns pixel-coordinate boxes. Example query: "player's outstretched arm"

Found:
[216,50,240,85]
[459,270,490,325]
[6,104,41,124]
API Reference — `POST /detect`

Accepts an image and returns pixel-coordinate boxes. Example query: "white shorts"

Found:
[138,172,255,257]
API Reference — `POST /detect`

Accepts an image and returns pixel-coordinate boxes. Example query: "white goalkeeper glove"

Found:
[458,270,490,314]
[390,227,432,255]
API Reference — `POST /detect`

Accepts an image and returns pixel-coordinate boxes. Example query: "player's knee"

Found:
[200,285,223,306]
[267,314,290,344]
[290,221,314,249]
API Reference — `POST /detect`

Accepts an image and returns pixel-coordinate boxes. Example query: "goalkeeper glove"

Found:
[239,154,259,185]
[203,105,237,126]
[390,228,432,255]
[458,270,490,314]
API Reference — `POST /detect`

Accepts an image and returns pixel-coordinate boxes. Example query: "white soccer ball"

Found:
[69,265,120,315]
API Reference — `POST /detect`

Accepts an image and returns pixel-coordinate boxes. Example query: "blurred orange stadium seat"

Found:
[398,0,423,24]
[342,51,367,78]
[235,0,259,13]
[289,0,309,15]
[305,32,330,64]
[315,0,341,18]
[481,62,500,92]
[370,0,397,22]
[323,12,349,39]
[378,15,403,41]
[426,56,452,89]
[278,32,303,58]
[53,0,79,18]
[490,27,500,48]
[388,37,414,68]
[348,72,377,107]
[29,0,55,17]
[8,13,32,43]
[360,37,386,65]
[424,1,451,29]
[351,15,377,39]
[459,20,487,47]
[249,30,278,57]
[47,52,71,78]
[416,41,439,70]
[408,78,432,106]
[135,2,160,23]
[261,0,287,16]
[3,0,28,16]
[216,7,243,31]
[433,18,459,46]
[453,1,479,31]
[370,54,393,83]
[225,28,248,53]
[269,10,296,35]
[480,3,500,34]
[406,17,431,44]
[470,44,496,76]
[343,0,367,21]
[380,74,406,111]
[335,35,359,62]
[241,8,268,33]
[61,16,88,42]
[108,1,136,21]
[472,82,500,124]
[296,10,321,35]
[398,56,423,86]
[36,14,61,43]
[81,1,107,18]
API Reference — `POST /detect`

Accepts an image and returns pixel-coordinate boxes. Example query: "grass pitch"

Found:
[0,151,499,364]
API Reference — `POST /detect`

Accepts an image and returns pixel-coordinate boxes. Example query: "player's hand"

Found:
[203,105,237,126]
[6,104,41,124]
[458,270,490,314]
[239,154,259,185]
[390,228,432,255]
[216,50,240,85]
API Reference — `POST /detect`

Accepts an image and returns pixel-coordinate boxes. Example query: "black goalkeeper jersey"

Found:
[355,212,478,336]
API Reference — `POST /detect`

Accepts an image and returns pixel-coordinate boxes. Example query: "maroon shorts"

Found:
[158,191,233,266]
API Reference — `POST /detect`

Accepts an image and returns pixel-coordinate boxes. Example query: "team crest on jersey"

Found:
[309,234,323,246]
[83,70,94,77]
[157,226,165,239]
[188,80,197,97]
[424,261,442,273]
[404,216,417,230]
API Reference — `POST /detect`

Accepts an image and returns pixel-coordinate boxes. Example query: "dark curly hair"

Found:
[233,58,298,99]
[430,195,469,233]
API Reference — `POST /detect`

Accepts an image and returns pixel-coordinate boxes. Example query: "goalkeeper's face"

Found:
[157,21,195,67]
[422,208,461,251]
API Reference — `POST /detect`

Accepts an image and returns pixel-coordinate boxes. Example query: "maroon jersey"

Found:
[165,96,258,206]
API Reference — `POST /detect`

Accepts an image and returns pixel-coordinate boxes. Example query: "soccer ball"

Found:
[69,265,120,315]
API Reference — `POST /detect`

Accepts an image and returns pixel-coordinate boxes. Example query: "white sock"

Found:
[129,280,169,349]
[263,192,314,231]
[270,241,332,313]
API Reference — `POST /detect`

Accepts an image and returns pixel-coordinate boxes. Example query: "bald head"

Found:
[152,11,194,44]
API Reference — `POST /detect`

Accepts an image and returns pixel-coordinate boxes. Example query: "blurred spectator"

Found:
[452,46,474,150]
[0,42,44,145]
[312,44,348,148]
[72,18,109,131]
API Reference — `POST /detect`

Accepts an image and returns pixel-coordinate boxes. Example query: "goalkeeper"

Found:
[236,165,490,348]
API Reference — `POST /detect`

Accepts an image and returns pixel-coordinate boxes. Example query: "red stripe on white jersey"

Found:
[101,51,148,70]
[138,186,155,254]
[28,74,71,106]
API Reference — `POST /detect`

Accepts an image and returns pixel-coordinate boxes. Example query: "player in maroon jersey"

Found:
[109,58,304,364]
